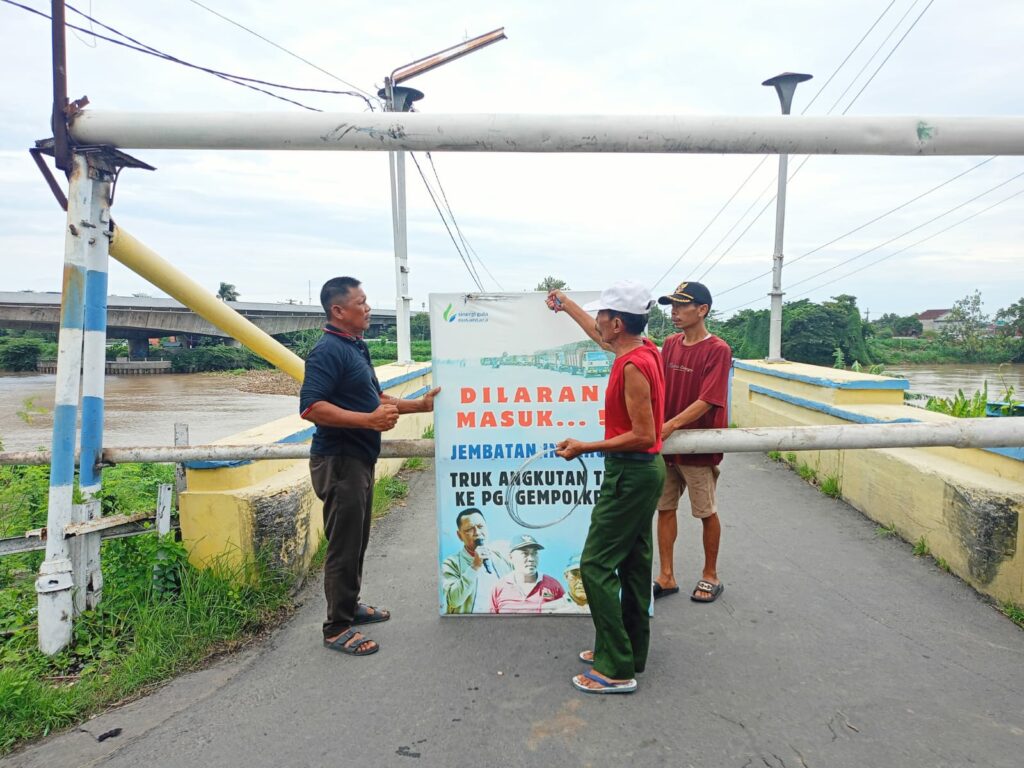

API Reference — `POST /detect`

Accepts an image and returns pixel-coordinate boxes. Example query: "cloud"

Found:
[1,0,1022,319]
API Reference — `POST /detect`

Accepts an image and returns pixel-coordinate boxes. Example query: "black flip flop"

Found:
[653,581,680,599]
[691,580,724,603]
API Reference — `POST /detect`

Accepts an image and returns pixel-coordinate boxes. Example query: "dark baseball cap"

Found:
[658,281,712,307]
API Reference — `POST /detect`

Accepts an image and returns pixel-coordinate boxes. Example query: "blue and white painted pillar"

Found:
[76,155,114,613]
[36,153,111,655]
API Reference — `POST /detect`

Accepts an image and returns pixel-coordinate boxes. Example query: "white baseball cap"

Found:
[581,280,655,315]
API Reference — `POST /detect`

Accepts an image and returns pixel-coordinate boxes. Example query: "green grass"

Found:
[1000,601,1024,629]
[935,556,952,573]
[797,462,818,482]
[875,522,898,538]
[371,474,409,519]
[403,457,425,471]
[0,539,293,755]
[767,450,782,461]
[309,533,329,571]
[421,424,435,440]
[820,473,842,498]
[913,536,930,557]
[784,452,798,464]
[0,460,297,755]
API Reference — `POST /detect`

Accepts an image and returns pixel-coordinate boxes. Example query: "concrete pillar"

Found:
[128,337,149,359]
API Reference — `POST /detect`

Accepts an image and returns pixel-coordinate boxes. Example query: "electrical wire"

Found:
[2,0,369,111]
[842,0,935,114]
[786,169,1024,290]
[719,170,1024,313]
[824,0,924,115]
[408,152,486,292]
[649,0,900,291]
[63,2,373,105]
[69,0,96,47]
[788,187,1024,300]
[424,152,504,291]
[713,156,997,299]
[697,0,937,288]
[183,0,379,108]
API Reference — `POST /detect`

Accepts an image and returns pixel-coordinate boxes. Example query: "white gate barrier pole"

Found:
[69,113,1024,156]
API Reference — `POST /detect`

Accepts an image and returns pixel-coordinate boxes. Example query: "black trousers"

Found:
[309,454,375,638]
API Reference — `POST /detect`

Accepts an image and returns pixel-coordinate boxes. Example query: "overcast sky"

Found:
[1,0,1022,319]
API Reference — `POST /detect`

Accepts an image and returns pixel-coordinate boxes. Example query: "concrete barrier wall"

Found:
[731,360,1024,605]
[178,361,433,576]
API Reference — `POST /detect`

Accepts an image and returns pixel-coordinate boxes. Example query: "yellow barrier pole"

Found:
[109,226,306,382]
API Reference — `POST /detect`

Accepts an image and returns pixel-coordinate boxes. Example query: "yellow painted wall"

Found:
[732,360,1024,605]
[179,361,433,576]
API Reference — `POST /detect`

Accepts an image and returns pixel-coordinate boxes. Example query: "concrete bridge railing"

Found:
[731,360,1024,606]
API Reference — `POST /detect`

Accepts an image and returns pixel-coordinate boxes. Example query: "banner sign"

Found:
[430,292,611,616]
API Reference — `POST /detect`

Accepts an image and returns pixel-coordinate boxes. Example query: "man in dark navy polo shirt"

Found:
[300,276,439,656]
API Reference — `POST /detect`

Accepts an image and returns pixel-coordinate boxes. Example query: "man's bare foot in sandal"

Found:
[323,627,378,656]
[571,668,637,694]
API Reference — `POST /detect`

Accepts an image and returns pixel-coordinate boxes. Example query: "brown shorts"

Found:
[657,463,721,519]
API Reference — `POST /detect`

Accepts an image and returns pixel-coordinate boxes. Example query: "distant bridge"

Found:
[0,292,402,355]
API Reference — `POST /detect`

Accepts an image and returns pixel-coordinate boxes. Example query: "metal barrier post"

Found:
[78,151,115,612]
[37,153,92,654]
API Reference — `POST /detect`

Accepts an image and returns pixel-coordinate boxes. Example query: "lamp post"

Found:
[762,71,812,362]
[381,28,506,363]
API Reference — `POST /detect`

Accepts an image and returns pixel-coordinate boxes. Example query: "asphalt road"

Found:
[6,454,1024,768]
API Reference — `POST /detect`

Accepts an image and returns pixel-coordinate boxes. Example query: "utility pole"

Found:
[382,28,506,363]
[50,0,71,173]
[763,72,812,362]
[380,82,423,362]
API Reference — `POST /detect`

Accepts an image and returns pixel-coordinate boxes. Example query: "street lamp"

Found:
[762,71,812,362]
[381,28,506,363]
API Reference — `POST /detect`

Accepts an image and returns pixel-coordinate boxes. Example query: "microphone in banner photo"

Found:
[475,536,493,574]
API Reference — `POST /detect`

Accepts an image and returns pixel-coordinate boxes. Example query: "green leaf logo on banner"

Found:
[443,303,458,323]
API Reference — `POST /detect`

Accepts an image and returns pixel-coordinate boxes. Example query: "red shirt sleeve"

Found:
[698,343,731,408]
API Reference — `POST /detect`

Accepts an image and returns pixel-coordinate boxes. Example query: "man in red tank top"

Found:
[546,281,666,695]
[654,281,732,604]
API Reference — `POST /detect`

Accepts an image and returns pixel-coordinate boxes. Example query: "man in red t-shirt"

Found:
[654,281,732,604]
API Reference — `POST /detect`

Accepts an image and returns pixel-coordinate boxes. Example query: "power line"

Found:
[789,186,1024,300]
[62,2,373,105]
[698,0,936,287]
[2,0,368,111]
[713,156,997,298]
[650,0,899,291]
[786,168,1024,290]
[650,158,769,289]
[408,152,486,292]
[824,0,924,115]
[800,0,899,115]
[719,169,1024,313]
[424,152,504,291]
[843,0,935,114]
[183,0,378,108]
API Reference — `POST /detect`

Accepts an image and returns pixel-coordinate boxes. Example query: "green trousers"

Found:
[580,455,666,680]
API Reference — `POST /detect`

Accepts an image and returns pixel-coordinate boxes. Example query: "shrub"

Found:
[0,339,45,371]
[926,385,988,418]
[169,347,271,373]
